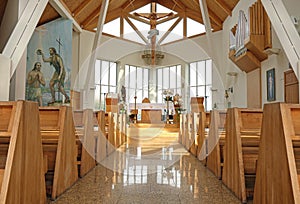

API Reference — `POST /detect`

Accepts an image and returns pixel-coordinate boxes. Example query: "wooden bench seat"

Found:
[254,103,300,203]
[222,108,263,203]
[39,106,78,200]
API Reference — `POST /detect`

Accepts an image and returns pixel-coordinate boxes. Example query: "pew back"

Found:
[0,101,45,204]
[222,108,263,203]
[39,106,78,200]
[206,110,226,179]
[254,103,300,204]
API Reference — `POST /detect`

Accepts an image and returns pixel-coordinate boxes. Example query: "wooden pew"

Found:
[188,113,197,155]
[0,101,45,204]
[206,110,227,179]
[95,110,107,162]
[39,106,78,200]
[73,109,97,177]
[178,114,185,144]
[179,113,196,154]
[94,111,127,161]
[107,112,127,154]
[179,111,209,165]
[196,112,210,164]
[254,103,300,203]
[222,108,263,203]
[117,112,127,148]
[106,112,116,156]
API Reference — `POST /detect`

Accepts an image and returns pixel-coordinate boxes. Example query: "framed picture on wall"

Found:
[267,68,275,101]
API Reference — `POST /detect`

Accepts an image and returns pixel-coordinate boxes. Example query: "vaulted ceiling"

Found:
[0,0,240,42]
[39,0,239,32]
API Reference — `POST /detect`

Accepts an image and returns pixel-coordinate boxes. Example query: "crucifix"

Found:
[134,2,173,65]
[56,37,63,55]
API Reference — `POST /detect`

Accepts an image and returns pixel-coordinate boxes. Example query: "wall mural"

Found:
[26,18,72,106]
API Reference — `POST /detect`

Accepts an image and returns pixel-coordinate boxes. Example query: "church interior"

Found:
[0,0,300,203]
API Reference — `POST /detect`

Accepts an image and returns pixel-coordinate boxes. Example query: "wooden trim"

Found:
[183,15,187,37]
[120,16,124,36]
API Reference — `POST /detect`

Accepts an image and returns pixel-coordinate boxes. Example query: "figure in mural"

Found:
[268,71,274,100]
[37,47,70,104]
[27,62,46,106]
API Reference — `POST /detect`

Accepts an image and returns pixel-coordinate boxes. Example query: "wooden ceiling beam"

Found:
[122,0,152,13]
[156,13,180,25]
[157,0,184,14]
[127,13,150,25]
[158,17,182,44]
[214,0,231,16]
[122,0,137,11]
[81,5,101,28]
[207,7,222,27]
[105,7,123,23]
[170,0,185,10]
[124,16,148,44]
[191,0,200,7]
[185,8,203,22]
[49,0,82,32]
[72,0,93,17]
[183,15,187,37]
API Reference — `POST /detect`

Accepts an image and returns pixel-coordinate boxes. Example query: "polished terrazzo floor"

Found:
[51,125,241,204]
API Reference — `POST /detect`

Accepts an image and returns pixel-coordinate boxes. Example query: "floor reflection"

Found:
[51,125,241,203]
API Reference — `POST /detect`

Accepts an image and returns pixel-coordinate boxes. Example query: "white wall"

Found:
[283,0,300,34]
[72,0,295,109]
[261,30,289,104]
[219,0,257,108]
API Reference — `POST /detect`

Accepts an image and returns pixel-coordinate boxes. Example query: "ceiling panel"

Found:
[38,0,241,40]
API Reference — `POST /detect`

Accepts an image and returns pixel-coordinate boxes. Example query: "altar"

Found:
[129,103,174,123]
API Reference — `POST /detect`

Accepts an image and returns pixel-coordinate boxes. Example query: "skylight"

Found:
[187,18,206,37]
[103,18,120,37]
[99,2,206,44]
[132,4,151,13]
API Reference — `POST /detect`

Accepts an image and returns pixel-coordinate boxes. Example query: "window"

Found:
[124,65,149,103]
[189,60,212,111]
[156,65,181,103]
[94,60,117,110]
